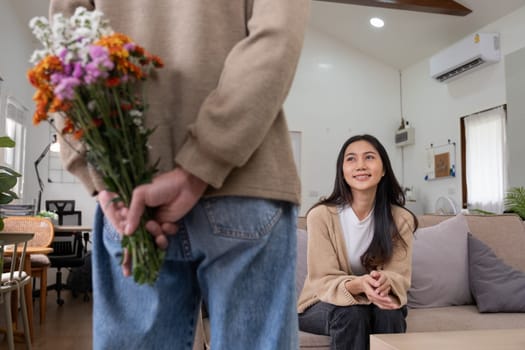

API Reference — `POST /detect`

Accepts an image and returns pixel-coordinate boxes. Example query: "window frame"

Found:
[460,104,507,211]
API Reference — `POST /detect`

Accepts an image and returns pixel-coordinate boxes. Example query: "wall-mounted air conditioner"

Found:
[429,32,500,83]
[395,127,414,147]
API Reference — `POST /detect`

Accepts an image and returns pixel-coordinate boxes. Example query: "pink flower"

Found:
[53,76,81,100]
[84,45,114,84]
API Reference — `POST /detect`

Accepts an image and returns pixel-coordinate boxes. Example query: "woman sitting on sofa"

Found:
[297,134,418,350]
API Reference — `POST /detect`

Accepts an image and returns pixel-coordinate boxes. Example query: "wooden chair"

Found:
[0,232,33,350]
[3,217,54,324]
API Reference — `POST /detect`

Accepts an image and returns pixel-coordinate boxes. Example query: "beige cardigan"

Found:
[297,204,415,313]
[49,0,309,204]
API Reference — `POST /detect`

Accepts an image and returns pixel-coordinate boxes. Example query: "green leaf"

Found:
[0,190,18,202]
[504,186,525,220]
[0,166,21,177]
[0,174,18,192]
[0,136,15,148]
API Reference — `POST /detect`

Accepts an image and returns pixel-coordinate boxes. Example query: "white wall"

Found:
[402,5,525,214]
[0,2,45,208]
[0,1,96,224]
[4,3,525,220]
[505,46,525,188]
[285,27,401,215]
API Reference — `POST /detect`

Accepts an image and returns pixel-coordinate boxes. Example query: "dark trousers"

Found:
[298,302,407,350]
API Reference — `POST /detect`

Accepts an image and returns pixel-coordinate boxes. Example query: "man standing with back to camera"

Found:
[49,0,310,349]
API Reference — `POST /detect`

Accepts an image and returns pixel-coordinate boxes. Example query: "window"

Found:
[3,96,28,197]
[461,106,507,213]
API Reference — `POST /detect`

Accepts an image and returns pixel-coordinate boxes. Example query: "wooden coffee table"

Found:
[370,328,525,350]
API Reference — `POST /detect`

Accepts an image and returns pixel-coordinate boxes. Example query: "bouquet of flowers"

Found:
[28,7,164,285]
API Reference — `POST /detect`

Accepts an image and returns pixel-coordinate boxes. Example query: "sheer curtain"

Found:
[464,106,507,213]
[4,97,28,197]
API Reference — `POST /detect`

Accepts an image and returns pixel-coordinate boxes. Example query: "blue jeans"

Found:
[92,196,298,350]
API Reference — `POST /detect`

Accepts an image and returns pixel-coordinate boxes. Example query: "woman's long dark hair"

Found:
[311,134,418,271]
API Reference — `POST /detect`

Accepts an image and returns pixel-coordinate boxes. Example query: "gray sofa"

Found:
[296,213,525,349]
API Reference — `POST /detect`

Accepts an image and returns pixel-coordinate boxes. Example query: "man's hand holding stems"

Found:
[97,168,208,276]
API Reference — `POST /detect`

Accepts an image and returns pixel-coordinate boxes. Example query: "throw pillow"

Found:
[408,214,473,308]
[468,233,525,312]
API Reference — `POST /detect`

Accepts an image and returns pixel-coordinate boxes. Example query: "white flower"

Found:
[87,100,97,111]
[29,6,114,65]
[30,49,49,65]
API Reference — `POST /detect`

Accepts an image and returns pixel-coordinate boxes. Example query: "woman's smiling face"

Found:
[342,140,385,196]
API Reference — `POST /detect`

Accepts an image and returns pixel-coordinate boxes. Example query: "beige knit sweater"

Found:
[49,0,309,204]
[297,204,415,313]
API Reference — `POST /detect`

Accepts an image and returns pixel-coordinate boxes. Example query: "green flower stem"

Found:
[67,82,163,285]
[111,87,137,178]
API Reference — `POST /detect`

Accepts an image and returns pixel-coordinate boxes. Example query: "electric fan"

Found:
[434,196,458,215]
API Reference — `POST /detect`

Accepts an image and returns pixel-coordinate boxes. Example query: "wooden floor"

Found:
[0,290,92,350]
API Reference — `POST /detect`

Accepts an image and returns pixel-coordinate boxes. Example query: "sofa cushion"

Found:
[408,214,473,308]
[407,305,525,332]
[299,331,330,349]
[468,233,525,313]
[419,214,525,272]
[296,229,308,294]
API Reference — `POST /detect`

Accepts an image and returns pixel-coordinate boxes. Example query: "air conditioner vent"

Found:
[435,58,485,82]
[395,127,415,147]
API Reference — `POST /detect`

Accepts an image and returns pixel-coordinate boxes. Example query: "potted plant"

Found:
[0,136,21,230]
[36,210,59,224]
[504,186,525,220]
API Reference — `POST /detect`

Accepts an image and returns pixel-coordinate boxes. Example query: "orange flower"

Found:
[120,103,132,111]
[73,129,84,140]
[93,118,103,128]
[106,77,120,87]
[150,55,164,68]
[62,118,75,134]
[28,55,64,124]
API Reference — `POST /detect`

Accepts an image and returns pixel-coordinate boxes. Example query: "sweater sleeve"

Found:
[306,206,368,307]
[175,0,310,189]
[380,208,415,307]
[50,0,94,17]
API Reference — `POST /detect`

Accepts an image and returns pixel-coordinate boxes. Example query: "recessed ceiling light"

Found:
[318,63,333,69]
[370,17,384,28]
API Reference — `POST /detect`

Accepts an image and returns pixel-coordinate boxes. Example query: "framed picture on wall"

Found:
[424,140,456,181]
[434,152,450,178]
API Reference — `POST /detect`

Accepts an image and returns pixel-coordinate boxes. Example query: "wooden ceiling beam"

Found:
[314,0,472,16]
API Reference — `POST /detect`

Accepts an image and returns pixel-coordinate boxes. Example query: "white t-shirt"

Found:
[339,206,374,276]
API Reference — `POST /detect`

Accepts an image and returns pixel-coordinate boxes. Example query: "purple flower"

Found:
[83,45,114,84]
[64,62,73,76]
[124,43,136,52]
[84,62,108,84]
[53,76,81,101]
[50,72,65,85]
[59,48,68,61]
[72,62,84,79]
[89,45,108,60]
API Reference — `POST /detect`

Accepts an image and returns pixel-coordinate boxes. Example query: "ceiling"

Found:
[10,0,525,70]
[310,0,525,69]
